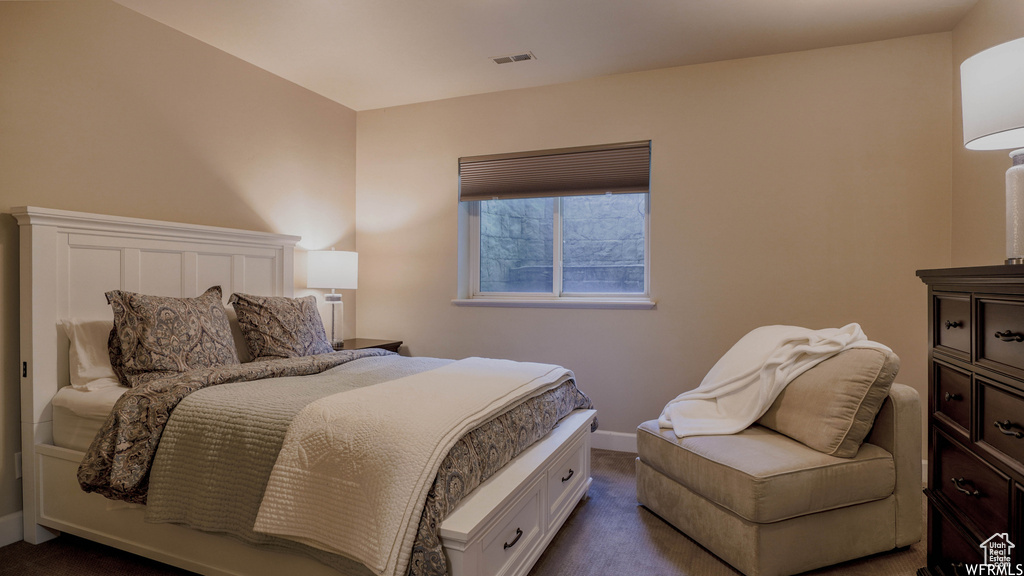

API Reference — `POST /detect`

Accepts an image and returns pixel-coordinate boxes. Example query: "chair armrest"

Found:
[864,382,922,547]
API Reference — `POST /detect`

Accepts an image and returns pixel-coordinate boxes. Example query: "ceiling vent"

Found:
[492,52,536,65]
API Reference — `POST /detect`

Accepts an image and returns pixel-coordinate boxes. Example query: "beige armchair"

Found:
[635,349,921,576]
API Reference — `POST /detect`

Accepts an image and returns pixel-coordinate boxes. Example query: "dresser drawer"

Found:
[935,294,971,355]
[934,431,1010,539]
[978,298,1024,376]
[934,361,971,433]
[929,502,983,574]
[979,381,1024,468]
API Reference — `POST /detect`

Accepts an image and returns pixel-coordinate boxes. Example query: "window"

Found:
[458,141,652,308]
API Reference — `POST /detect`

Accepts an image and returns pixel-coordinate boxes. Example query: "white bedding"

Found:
[52,380,127,451]
[254,357,574,576]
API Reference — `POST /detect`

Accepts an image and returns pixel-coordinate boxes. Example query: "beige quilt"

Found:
[252,357,573,576]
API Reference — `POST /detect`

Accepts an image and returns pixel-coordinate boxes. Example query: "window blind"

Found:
[459,140,650,201]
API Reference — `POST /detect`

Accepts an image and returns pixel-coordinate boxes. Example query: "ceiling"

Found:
[114,0,978,112]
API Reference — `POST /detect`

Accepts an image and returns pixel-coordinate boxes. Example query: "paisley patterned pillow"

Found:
[228,293,334,360]
[106,286,239,387]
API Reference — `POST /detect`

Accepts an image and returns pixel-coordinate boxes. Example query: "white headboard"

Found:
[14,206,300,437]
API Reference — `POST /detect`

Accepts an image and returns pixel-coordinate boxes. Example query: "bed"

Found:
[16,206,597,576]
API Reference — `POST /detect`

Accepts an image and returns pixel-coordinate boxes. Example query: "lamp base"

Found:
[1006,149,1024,264]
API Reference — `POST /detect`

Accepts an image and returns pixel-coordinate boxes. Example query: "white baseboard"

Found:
[592,430,637,453]
[0,510,24,547]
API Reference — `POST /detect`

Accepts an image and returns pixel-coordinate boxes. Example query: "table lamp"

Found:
[961,36,1024,264]
[307,249,358,345]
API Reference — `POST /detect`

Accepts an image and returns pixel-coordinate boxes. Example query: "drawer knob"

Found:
[561,469,575,483]
[995,330,1024,342]
[945,320,963,329]
[503,527,523,550]
[994,420,1024,439]
[951,477,981,498]
[944,392,963,402]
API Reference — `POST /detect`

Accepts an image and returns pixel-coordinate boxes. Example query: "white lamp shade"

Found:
[962,36,1024,151]
[307,250,358,289]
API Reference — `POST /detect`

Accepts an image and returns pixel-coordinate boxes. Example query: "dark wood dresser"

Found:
[918,265,1024,575]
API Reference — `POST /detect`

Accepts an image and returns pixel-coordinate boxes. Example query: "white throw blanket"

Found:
[658,323,890,438]
[252,357,573,576]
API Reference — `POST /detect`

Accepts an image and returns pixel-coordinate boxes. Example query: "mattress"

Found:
[52,381,127,452]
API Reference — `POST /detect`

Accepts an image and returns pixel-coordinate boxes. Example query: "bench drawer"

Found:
[480,483,543,576]
[547,437,587,525]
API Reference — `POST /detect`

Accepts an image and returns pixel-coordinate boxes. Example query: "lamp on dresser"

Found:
[307,249,358,346]
[961,36,1024,264]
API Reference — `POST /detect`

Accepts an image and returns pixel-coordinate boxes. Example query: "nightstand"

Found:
[333,338,403,353]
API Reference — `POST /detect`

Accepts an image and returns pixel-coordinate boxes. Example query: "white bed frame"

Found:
[16,206,595,576]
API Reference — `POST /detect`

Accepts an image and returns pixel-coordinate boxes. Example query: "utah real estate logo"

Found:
[965,533,1021,575]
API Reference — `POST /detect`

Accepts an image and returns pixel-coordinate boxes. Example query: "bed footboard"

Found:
[441,409,596,576]
[26,409,596,576]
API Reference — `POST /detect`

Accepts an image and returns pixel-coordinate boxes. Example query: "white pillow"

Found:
[60,319,118,389]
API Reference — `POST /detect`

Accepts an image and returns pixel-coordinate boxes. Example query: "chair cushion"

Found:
[636,420,895,523]
[758,347,900,457]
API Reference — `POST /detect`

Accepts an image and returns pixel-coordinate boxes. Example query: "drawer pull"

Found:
[944,392,963,401]
[995,330,1024,342]
[945,320,963,329]
[503,527,523,550]
[951,477,981,497]
[994,420,1024,439]
[561,469,574,483]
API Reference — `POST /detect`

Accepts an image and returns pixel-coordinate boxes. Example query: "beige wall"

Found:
[951,0,1024,266]
[0,1,357,521]
[6,0,1014,538]
[356,35,953,440]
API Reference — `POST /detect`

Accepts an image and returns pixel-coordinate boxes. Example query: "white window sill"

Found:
[451,297,656,310]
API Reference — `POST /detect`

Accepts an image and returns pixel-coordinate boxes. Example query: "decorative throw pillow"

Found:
[228,293,334,360]
[106,286,239,387]
[757,347,900,458]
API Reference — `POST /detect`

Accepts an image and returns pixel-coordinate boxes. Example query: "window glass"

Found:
[561,193,646,293]
[479,197,554,293]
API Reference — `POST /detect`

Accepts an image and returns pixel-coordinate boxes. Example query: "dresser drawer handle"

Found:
[944,392,963,402]
[951,477,981,497]
[945,320,963,329]
[503,527,523,550]
[561,469,574,483]
[994,420,1024,439]
[995,330,1024,342]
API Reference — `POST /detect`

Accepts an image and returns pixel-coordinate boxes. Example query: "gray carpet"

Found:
[0,448,924,576]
